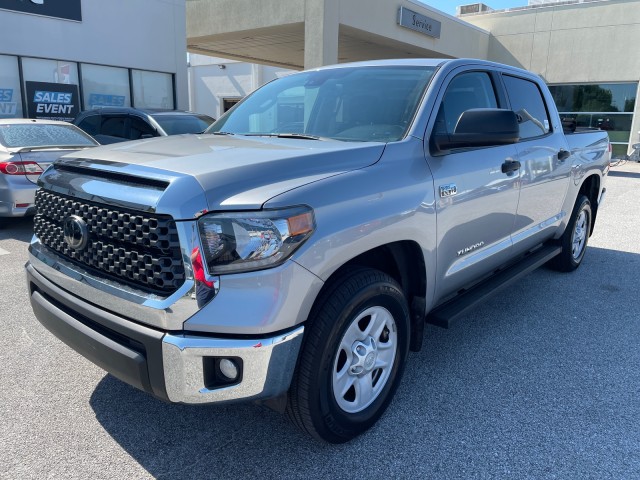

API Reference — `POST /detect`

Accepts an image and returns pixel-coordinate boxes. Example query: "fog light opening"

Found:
[219,358,239,381]
[203,356,243,389]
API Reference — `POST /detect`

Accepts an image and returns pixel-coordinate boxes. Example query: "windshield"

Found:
[152,114,214,135]
[0,123,97,148]
[207,66,436,142]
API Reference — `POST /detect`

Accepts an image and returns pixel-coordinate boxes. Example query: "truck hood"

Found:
[54,134,386,214]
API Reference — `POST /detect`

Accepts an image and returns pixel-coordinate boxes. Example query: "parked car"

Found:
[0,118,98,226]
[72,107,215,144]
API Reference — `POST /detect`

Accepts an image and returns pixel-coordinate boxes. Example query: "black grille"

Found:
[34,189,185,294]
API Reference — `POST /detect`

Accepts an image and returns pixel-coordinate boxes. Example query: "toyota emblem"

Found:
[63,215,89,250]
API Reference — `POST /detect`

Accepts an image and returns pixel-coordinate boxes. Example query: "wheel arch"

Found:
[312,240,427,351]
[577,173,601,235]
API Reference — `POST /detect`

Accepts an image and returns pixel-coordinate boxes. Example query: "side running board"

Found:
[426,245,562,329]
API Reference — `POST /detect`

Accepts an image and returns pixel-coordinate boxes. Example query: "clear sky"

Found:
[420,0,529,16]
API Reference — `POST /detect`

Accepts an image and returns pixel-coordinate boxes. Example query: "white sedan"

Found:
[0,118,98,226]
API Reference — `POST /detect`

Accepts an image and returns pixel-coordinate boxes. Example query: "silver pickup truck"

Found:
[26,59,609,443]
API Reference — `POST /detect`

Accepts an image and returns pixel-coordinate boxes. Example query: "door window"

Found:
[100,116,128,139]
[77,114,101,136]
[129,116,156,140]
[435,72,498,136]
[502,75,550,139]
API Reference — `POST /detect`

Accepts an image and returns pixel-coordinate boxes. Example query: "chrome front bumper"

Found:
[26,260,304,405]
[162,327,303,404]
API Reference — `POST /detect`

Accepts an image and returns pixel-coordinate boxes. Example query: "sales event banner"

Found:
[26,81,80,122]
[0,0,82,21]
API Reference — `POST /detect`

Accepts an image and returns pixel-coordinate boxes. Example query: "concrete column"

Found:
[251,63,264,91]
[187,59,196,112]
[304,0,339,69]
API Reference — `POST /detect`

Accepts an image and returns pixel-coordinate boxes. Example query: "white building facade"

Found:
[188,55,292,120]
[0,0,188,122]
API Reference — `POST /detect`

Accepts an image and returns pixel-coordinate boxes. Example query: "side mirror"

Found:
[432,108,520,153]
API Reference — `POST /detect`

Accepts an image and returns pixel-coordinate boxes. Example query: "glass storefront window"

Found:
[0,55,23,118]
[549,82,638,158]
[22,58,80,86]
[81,64,131,109]
[557,112,633,141]
[549,83,636,113]
[22,58,81,121]
[3,56,178,119]
[132,70,174,109]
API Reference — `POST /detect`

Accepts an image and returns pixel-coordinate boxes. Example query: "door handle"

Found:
[558,149,571,161]
[501,160,521,174]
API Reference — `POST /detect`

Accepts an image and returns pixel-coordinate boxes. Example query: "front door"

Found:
[426,69,521,303]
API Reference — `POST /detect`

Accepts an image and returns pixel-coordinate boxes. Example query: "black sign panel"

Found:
[0,0,82,22]
[26,81,80,122]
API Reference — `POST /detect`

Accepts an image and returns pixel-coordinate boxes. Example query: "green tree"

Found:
[575,85,617,112]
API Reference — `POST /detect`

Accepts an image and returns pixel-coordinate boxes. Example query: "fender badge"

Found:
[439,184,457,197]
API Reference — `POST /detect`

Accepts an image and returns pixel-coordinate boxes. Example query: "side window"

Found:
[502,75,550,140]
[435,72,498,135]
[100,115,127,139]
[129,116,156,140]
[77,114,101,136]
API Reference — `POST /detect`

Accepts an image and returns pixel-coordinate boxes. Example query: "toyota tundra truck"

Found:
[26,59,610,443]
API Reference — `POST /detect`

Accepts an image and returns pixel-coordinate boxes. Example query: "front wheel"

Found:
[286,268,410,443]
[550,194,592,272]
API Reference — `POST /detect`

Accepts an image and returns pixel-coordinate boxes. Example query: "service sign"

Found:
[26,81,80,122]
[0,0,82,21]
[397,7,441,39]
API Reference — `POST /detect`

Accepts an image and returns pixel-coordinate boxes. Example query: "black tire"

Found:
[286,268,410,443]
[549,194,592,272]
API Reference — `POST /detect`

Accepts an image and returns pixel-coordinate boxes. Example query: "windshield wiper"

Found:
[210,131,235,136]
[276,133,326,140]
[242,133,329,141]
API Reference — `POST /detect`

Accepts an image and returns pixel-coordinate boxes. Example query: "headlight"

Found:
[197,206,315,274]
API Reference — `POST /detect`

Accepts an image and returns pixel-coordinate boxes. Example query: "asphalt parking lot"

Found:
[1,161,639,479]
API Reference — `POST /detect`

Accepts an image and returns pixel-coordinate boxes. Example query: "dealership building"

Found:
[1,0,638,157]
[187,0,640,157]
[0,0,188,123]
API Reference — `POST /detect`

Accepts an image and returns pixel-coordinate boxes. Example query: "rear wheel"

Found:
[286,268,410,443]
[550,195,592,272]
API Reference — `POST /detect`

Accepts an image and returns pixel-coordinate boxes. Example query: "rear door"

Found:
[426,68,521,302]
[501,74,572,253]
